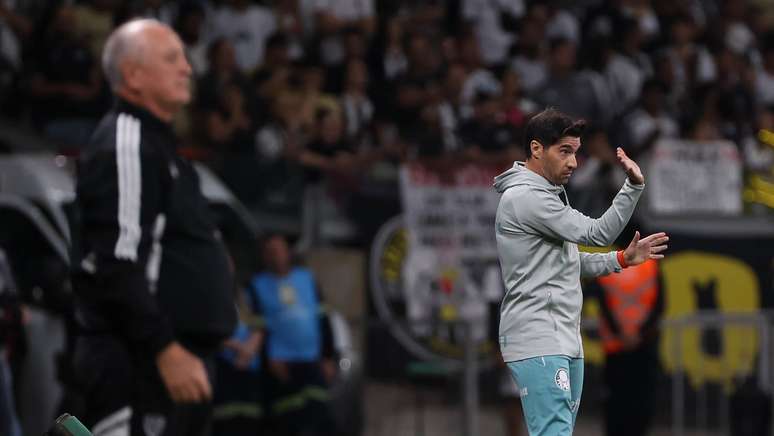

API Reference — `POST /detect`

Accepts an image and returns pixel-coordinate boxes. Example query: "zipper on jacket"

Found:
[547,291,557,331]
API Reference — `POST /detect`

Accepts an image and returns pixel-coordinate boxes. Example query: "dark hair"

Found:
[523,109,586,158]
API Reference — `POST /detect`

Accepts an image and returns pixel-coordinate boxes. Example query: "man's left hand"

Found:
[623,231,669,266]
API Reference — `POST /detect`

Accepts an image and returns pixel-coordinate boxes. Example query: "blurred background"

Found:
[0,0,773,435]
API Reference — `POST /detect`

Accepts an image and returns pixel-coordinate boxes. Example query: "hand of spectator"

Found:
[623,231,669,266]
[234,332,263,370]
[269,360,290,383]
[321,358,337,384]
[616,147,644,184]
[156,342,212,403]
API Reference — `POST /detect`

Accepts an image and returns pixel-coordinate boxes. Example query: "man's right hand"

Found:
[156,342,212,403]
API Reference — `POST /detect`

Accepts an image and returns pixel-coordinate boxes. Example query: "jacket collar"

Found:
[114,97,173,134]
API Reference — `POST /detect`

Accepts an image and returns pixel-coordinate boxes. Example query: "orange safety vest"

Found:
[597,259,659,355]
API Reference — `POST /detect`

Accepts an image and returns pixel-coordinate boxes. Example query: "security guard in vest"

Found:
[248,234,336,436]
[591,241,664,436]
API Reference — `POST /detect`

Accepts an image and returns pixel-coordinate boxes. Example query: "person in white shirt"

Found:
[313,0,375,66]
[623,79,680,158]
[462,0,525,66]
[211,0,276,73]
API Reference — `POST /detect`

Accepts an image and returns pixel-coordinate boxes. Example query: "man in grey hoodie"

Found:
[494,109,668,435]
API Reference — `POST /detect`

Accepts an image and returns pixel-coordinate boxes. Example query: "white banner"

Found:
[398,163,504,342]
[648,140,743,215]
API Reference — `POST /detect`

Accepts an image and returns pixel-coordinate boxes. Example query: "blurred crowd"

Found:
[2,0,774,220]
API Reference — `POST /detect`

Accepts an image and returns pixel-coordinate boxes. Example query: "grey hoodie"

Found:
[494,162,644,362]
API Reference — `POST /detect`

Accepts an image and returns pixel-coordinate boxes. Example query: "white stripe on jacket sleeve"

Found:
[114,114,142,261]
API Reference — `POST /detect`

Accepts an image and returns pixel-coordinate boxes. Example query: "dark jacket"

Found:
[72,98,237,358]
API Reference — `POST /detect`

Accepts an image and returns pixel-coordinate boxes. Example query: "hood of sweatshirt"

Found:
[493,161,563,195]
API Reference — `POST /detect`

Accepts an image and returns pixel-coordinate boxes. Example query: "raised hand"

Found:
[623,231,669,266]
[616,147,644,185]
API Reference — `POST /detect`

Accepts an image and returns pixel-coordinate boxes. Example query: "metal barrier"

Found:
[665,311,772,436]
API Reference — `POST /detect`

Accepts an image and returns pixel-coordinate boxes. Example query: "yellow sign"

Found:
[582,251,761,390]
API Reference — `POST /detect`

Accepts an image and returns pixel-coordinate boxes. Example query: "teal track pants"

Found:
[507,355,584,436]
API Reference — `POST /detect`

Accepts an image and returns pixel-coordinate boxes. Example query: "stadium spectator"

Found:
[312,0,376,67]
[534,37,610,127]
[509,14,548,97]
[458,90,519,166]
[71,0,118,60]
[340,57,374,145]
[291,59,340,134]
[457,32,501,111]
[197,38,256,152]
[755,33,774,107]
[174,3,210,78]
[622,79,680,158]
[211,0,277,73]
[604,18,653,116]
[461,0,525,67]
[27,3,106,146]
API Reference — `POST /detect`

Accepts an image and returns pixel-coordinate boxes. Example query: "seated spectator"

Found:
[457,33,501,113]
[664,14,717,99]
[253,32,294,123]
[755,33,774,108]
[254,93,308,208]
[380,16,408,80]
[299,108,359,184]
[211,0,277,74]
[389,31,443,138]
[605,18,653,117]
[273,0,305,61]
[623,79,680,158]
[340,58,374,146]
[324,27,369,93]
[27,3,106,146]
[534,37,611,128]
[204,81,255,153]
[313,0,375,67]
[541,1,580,44]
[458,91,520,166]
[291,59,340,134]
[197,38,256,153]
[174,2,210,78]
[568,126,625,218]
[499,68,538,131]
[71,0,117,60]
[461,0,525,67]
[424,62,467,154]
[509,13,548,97]
[248,234,337,436]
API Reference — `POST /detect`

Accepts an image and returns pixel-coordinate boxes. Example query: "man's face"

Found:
[538,135,580,185]
[263,236,291,273]
[131,26,192,110]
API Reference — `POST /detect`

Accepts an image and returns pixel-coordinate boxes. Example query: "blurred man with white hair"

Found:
[71,19,236,436]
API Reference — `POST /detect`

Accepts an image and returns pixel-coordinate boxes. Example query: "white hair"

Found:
[102,18,167,91]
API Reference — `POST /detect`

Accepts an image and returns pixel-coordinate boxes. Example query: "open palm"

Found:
[623,231,669,266]
[616,147,644,185]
